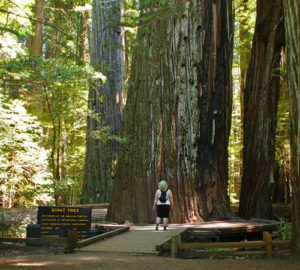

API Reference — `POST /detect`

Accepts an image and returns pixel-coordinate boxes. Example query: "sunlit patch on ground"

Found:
[13,262,54,267]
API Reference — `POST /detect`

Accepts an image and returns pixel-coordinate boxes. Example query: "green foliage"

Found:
[234,0,256,53]
[0,93,53,208]
[228,89,242,203]
[0,0,107,204]
[0,0,108,207]
[53,177,82,205]
[233,0,256,87]
[0,1,54,208]
[274,65,291,202]
[275,72,290,162]
[228,0,257,203]
[275,216,292,240]
[0,210,12,236]
[0,0,34,38]
[1,56,102,205]
[0,209,33,237]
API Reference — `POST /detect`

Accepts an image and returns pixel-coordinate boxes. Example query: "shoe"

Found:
[163,226,167,231]
[155,224,159,230]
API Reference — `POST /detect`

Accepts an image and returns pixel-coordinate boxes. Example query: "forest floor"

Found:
[1,249,300,270]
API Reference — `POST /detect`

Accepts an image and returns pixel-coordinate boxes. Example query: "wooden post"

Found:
[171,235,178,258]
[66,228,78,254]
[263,231,272,259]
[178,233,182,246]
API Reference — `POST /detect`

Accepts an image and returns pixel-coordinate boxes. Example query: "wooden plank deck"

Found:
[76,220,277,255]
[74,206,279,255]
[76,225,186,254]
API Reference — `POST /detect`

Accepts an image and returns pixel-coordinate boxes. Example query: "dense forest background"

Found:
[0,0,299,252]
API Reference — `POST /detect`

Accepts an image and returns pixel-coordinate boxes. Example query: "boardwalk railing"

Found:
[156,231,291,259]
[76,226,130,248]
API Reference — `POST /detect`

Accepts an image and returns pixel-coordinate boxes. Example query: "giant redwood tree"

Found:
[239,0,285,219]
[283,0,300,254]
[107,0,233,223]
[82,0,125,203]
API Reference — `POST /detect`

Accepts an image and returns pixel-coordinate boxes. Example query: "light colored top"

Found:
[156,189,171,205]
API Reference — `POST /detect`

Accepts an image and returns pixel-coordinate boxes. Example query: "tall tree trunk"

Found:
[24,0,45,103]
[27,0,45,56]
[239,0,285,219]
[77,11,88,66]
[44,0,63,59]
[82,0,125,203]
[283,0,300,254]
[107,0,233,223]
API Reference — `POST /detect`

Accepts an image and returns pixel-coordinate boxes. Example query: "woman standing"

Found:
[153,180,174,230]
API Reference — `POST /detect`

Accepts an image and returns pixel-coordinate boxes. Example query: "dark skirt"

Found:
[157,205,171,218]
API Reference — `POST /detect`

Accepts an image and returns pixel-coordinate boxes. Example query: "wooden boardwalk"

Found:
[76,220,277,255]
[76,225,186,254]
[74,206,278,255]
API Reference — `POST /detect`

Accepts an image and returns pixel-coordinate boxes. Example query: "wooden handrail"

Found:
[160,239,291,250]
[156,237,172,251]
[76,226,130,248]
[155,228,189,257]
[158,230,291,259]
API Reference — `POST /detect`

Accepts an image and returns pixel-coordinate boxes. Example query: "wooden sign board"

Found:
[37,206,92,240]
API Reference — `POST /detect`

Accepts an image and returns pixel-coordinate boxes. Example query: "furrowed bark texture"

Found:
[107,0,233,223]
[77,11,88,66]
[83,0,125,203]
[23,0,44,106]
[239,0,285,219]
[27,0,45,56]
[283,0,300,254]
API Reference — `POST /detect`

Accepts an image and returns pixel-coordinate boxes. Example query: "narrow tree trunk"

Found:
[44,0,63,59]
[107,0,233,223]
[24,0,44,102]
[27,0,45,56]
[239,0,285,219]
[82,0,125,203]
[283,0,300,254]
[77,11,88,66]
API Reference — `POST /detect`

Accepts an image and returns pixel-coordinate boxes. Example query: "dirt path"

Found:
[1,251,300,270]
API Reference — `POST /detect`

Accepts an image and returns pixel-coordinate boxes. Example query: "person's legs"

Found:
[162,205,170,231]
[156,206,163,230]
[163,218,168,230]
[156,217,161,230]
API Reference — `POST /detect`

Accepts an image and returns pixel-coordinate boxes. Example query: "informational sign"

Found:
[37,206,92,240]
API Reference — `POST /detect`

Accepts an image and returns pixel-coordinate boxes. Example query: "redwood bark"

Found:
[24,0,45,105]
[77,11,88,66]
[107,0,233,223]
[27,0,45,56]
[82,0,125,203]
[239,0,285,219]
[283,0,300,254]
